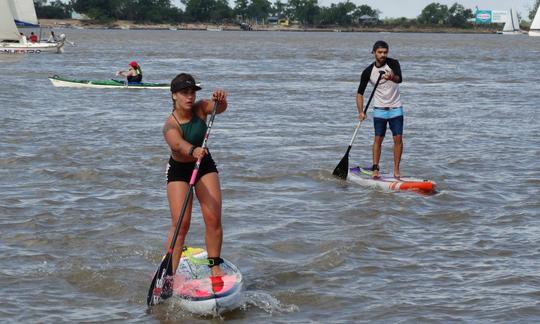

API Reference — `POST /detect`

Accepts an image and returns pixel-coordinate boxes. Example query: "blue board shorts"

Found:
[373,106,404,137]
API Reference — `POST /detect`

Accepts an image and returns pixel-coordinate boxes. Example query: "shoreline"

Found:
[39,19,500,34]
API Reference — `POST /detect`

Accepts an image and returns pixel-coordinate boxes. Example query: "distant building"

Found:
[268,16,279,24]
[71,11,90,20]
[358,15,378,24]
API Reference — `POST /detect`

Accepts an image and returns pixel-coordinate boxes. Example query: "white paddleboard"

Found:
[349,166,436,193]
[172,247,243,315]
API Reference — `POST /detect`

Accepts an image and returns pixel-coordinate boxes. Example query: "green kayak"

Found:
[48,75,169,89]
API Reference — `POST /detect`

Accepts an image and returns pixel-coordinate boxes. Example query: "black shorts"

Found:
[166,154,218,184]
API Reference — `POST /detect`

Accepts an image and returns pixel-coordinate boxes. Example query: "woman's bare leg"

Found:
[195,172,223,276]
[166,181,193,274]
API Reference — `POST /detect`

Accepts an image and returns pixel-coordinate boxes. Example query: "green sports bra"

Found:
[172,113,207,146]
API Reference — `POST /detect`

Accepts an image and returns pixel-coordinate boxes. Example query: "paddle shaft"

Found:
[349,70,385,147]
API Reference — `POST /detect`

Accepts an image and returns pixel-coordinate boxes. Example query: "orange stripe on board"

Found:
[399,182,435,192]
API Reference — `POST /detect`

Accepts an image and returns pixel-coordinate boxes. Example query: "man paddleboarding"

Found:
[357,40,404,179]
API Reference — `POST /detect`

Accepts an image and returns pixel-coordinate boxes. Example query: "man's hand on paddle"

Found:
[383,70,398,82]
[359,112,367,121]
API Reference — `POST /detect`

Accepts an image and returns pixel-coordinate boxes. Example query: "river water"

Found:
[1,29,539,323]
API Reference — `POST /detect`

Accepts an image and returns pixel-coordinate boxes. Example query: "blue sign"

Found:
[476,10,492,23]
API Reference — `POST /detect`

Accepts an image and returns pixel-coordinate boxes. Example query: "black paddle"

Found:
[332,70,386,180]
[147,101,219,306]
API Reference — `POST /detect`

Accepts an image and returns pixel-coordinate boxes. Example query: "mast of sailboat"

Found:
[510,9,516,31]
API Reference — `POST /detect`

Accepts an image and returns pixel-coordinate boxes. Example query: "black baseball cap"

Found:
[170,73,202,92]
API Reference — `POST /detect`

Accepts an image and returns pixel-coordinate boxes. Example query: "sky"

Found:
[171,0,536,20]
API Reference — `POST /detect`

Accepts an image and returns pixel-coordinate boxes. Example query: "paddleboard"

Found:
[348,166,436,194]
[172,247,243,315]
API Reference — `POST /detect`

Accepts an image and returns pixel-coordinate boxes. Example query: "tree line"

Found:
[33,0,539,28]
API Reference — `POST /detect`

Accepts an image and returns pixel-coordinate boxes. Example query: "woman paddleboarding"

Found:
[162,73,228,280]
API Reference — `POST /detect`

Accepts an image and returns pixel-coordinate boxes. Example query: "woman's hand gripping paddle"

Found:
[147,101,219,306]
[332,70,385,180]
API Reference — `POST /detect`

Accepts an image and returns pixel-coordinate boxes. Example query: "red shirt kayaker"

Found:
[116,61,143,83]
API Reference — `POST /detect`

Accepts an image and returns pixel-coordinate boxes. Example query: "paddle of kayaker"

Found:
[116,61,143,83]
[357,40,404,179]
[162,73,228,284]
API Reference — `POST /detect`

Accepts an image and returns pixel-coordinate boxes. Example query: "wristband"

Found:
[188,146,196,157]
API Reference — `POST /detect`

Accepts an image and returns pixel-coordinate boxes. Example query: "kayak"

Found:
[349,166,436,194]
[172,247,243,315]
[48,75,169,89]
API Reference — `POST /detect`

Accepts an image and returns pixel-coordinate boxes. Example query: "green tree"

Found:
[35,0,72,19]
[418,2,448,25]
[288,0,319,25]
[272,0,286,16]
[71,0,126,21]
[247,0,272,21]
[234,0,249,20]
[353,4,378,19]
[210,0,233,21]
[316,1,355,25]
[447,3,472,27]
[530,0,540,20]
[351,4,379,24]
[183,0,230,22]
[316,5,336,25]
[132,0,182,23]
[183,0,211,21]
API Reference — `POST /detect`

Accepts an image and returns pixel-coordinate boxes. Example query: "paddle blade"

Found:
[147,253,173,306]
[332,149,350,180]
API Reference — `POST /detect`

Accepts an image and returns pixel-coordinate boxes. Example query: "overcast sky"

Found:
[170,0,536,20]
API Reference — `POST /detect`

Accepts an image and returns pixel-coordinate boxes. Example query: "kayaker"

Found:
[116,61,142,83]
[357,40,404,179]
[161,73,228,281]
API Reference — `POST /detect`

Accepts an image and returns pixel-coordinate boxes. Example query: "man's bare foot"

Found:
[372,164,380,178]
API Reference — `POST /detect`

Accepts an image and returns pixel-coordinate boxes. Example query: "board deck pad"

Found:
[173,247,242,301]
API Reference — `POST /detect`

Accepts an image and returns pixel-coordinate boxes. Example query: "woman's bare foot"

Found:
[211,265,224,277]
